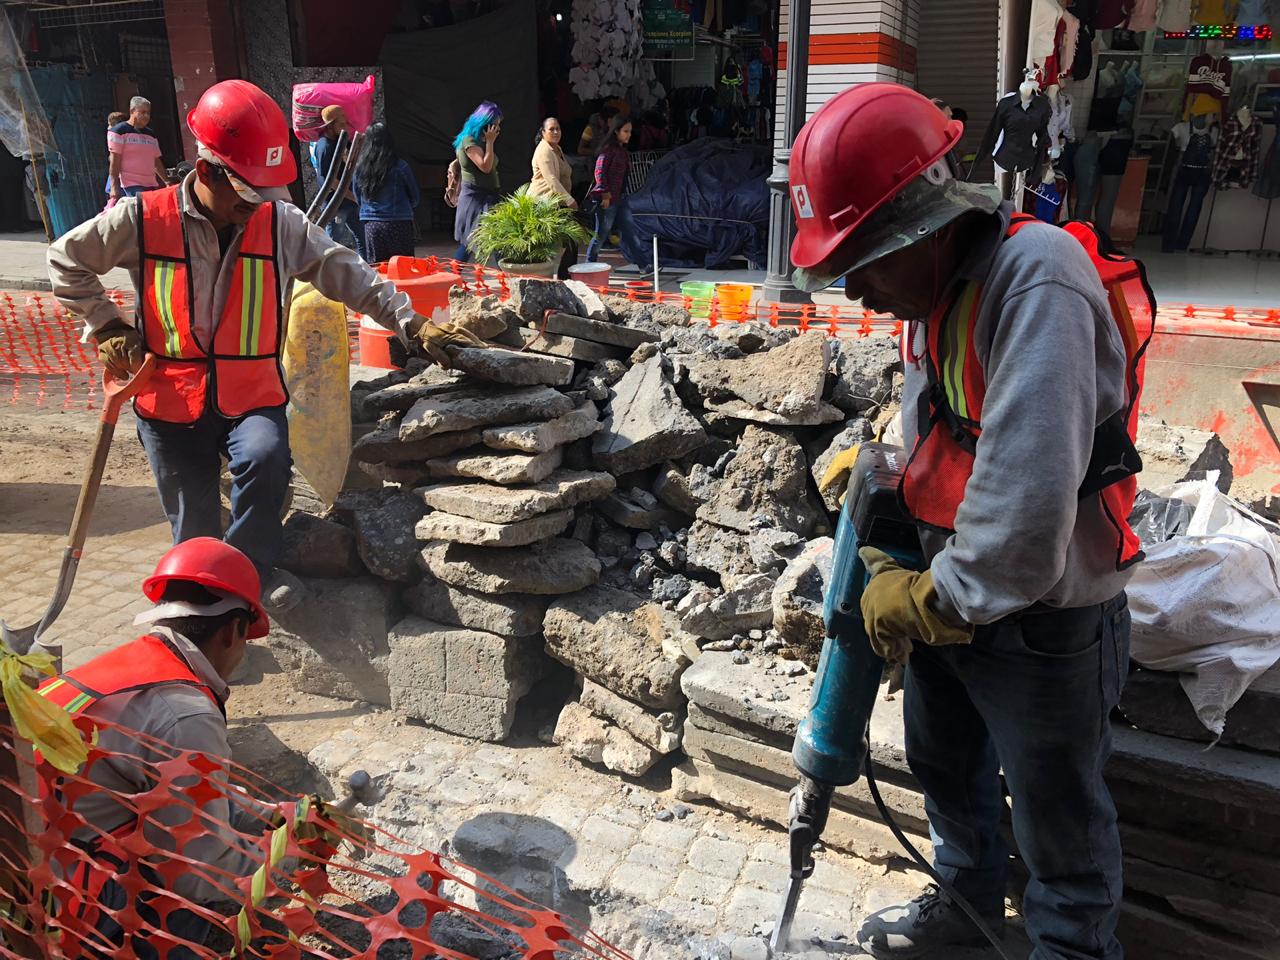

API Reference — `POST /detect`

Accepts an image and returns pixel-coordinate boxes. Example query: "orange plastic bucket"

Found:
[382,256,463,318]
[716,283,754,321]
[357,316,395,369]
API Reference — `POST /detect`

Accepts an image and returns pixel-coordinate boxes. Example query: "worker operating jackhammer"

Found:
[786,84,1147,959]
[34,539,363,958]
[47,79,483,613]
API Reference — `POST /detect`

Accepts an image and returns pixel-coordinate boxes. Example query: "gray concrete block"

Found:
[404,579,548,638]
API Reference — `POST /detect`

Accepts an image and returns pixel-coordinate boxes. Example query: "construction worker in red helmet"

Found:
[35,539,360,958]
[47,79,481,613]
[791,83,1146,960]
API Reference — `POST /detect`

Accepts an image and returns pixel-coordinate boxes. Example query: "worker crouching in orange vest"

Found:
[788,84,1153,960]
[47,80,484,615]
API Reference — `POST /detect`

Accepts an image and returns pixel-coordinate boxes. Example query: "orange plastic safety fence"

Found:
[0,715,633,960]
[4,266,1278,408]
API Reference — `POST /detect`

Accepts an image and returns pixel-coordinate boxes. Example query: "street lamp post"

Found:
[762,0,811,304]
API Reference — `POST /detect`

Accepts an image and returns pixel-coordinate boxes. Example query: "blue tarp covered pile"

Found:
[619,139,770,269]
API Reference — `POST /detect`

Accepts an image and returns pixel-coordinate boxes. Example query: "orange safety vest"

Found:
[35,634,224,953]
[900,214,1156,571]
[134,185,287,423]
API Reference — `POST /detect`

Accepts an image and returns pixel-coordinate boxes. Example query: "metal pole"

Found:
[762,0,811,304]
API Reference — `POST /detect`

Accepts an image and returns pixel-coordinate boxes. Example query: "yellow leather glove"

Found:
[859,546,974,664]
[819,444,861,502]
[94,325,144,380]
[414,317,487,368]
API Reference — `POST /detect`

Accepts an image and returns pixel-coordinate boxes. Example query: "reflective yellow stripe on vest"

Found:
[153,260,182,356]
[941,282,979,421]
[36,677,95,715]
[239,258,265,356]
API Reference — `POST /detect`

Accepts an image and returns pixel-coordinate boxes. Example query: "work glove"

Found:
[94,325,144,380]
[859,547,974,665]
[291,795,373,863]
[818,444,861,503]
[414,318,487,369]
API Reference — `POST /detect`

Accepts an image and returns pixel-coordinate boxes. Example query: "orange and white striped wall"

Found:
[775,0,922,141]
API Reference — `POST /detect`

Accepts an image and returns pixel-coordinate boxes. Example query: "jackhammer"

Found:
[769,444,1013,958]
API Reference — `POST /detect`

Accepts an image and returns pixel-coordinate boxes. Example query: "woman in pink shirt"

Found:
[107,96,167,200]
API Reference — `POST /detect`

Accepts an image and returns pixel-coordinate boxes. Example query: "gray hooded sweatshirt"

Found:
[903,204,1135,625]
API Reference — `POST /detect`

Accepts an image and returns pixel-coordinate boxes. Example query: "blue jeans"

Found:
[136,404,292,579]
[904,594,1130,960]
[587,202,619,262]
[326,202,364,259]
[122,185,156,198]
[1161,165,1210,252]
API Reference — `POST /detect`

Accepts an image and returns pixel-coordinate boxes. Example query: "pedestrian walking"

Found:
[528,117,579,278]
[108,97,167,202]
[452,101,502,263]
[353,122,420,264]
[587,115,632,262]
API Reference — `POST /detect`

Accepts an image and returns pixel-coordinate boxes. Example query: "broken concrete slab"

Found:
[554,701,610,764]
[387,616,543,741]
[580,679,682,754]
[352,420,481,464]
[405,579,549,638]
[697,425,823,539]
[702,397,844,427]
[420,538,601,595]
[1120,665,1280,755]
[684,520,763,584]
[266,576,398,705]
[363,367,466,413]
[447,346,575,387]
[356,461,433,487]
[601,724,661,777]
[536,312,658,349]
[680,574,776,641]
[400,385,575,441]
[426,446,563,486]
[416,470,615,524]
[544,584,690,709]
[351,492,427,582]
[828,335,903,416]
[415,507,574,547]
[564,279,609,321]
[593,355,708,475]
[509,276,591,324]
[480,401,600,454]
[1136,417,1234,493]
[492,324,628,363]
[772,537,833,668]
[596,491,686,531]
[278,512,364,578]
[447,286,520,339]
[689,334,833,422]
[652,463,704,516]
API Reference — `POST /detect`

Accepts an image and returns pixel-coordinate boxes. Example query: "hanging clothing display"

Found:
[1192,0,1236,23]
[1182,54,1232,120]
[1213,114,1262,188]
[975,91,1053,174]
[1235,0,1270,21]
[1126,0,1158,29]
[1254,124,1280,200]
[1048,91,1075,155]
[567,0,664,109]
[1157,0,1194,31]
[1093,0,1130,28]
[1163,121,1217,252]
[1072,25,1096,81]
[1030,0,1065,62]
[1059,13,1080,78]
[1117,64,1143,126]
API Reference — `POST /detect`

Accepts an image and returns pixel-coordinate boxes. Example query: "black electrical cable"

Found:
[864,747,1020,960]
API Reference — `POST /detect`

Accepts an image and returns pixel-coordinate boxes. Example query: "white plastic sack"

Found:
[1127,472,1280,737]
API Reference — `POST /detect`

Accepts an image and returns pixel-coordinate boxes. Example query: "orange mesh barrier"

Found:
[3,268,1278,408]
[0,711,632,959]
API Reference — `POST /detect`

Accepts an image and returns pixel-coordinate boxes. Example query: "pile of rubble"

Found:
[269,277,901,765]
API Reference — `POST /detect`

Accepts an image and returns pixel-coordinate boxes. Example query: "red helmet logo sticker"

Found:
[791,184,815,219]
[265,146,285,167]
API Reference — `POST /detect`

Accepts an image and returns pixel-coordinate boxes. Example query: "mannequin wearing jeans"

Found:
[1163,116,1216,252]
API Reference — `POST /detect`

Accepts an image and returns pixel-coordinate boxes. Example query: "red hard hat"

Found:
[789,83,964,273]
[187,79,297,189]
[143,538,269,640]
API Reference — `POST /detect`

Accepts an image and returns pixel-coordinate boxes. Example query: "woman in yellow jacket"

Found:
[529,117,579,279]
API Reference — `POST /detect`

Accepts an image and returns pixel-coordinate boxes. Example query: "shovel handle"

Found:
[101,353,155,425]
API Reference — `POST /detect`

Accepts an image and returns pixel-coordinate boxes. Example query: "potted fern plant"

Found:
[468,185,592,277]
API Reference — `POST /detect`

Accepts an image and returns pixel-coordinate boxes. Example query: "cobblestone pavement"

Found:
[306,714,1032,960]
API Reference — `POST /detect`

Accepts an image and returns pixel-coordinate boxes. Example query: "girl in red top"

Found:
[587,115,632,262]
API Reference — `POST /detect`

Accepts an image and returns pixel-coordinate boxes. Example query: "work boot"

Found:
[261,567,306,616]
[856,884,1005,958]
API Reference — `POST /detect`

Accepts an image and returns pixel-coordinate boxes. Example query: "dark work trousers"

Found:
[1162,165,1211,252]
[135,404,292,580]
[904,594,1131,960]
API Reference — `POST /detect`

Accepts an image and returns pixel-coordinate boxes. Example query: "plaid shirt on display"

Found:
[1213,115,1262,188]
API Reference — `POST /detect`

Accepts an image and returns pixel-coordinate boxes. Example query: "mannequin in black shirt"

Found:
[971,82,1051,190]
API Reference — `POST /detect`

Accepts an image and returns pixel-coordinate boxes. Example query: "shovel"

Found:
[1,354,156,663]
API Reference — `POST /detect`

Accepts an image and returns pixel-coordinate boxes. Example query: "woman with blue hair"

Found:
[452,101,502,262]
